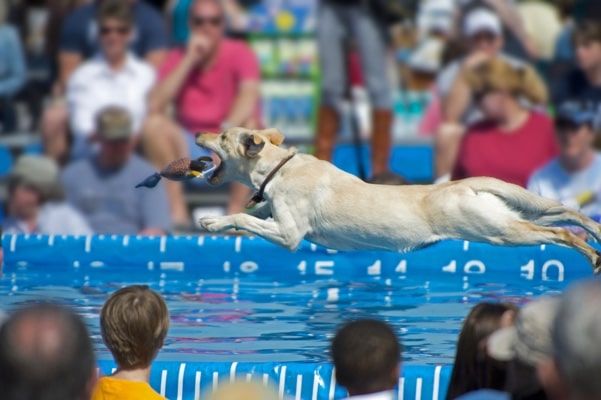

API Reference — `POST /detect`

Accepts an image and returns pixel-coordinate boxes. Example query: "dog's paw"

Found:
[199,216,232,232]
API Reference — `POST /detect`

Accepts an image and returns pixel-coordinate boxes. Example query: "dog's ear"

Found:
[243,133,265,158]
[261,128,284,146]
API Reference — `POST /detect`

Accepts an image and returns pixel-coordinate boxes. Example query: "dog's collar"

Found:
[246,152,296,209]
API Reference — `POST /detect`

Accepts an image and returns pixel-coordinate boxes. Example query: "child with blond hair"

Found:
[92,285,169,400]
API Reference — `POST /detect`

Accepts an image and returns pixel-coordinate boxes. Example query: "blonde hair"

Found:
[203,381,279,400]
[100,285,169,369]
[463,57,548,105]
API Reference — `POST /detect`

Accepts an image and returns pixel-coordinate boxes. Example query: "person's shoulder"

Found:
[466,119,497,134]
[63,2,94,27]
[71,56,104,78]
[135,1,164,19]
[455,389,510,400]
[530,157,560,181]
[128,54,155,76]
[128,154,157,173]
[222,39,255,55]
[62,158,92,178]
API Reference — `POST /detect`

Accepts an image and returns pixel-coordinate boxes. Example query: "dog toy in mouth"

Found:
[135,156,215,188]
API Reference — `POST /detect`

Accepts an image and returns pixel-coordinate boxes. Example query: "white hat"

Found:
[407,38,444,73]
[488,296,560,367]
[463,8,502,37]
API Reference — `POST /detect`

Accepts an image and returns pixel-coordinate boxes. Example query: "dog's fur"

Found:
[196,127,601,273]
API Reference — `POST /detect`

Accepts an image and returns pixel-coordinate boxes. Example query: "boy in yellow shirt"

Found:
[92,285,170,400]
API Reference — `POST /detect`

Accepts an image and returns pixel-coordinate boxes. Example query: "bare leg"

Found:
[142,114,190,225]
[42,103,69,165]
[434,122,464,181]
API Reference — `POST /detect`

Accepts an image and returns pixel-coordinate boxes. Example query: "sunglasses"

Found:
[99,26,130,36]
[555,119,591,132]
[189,16,223,27]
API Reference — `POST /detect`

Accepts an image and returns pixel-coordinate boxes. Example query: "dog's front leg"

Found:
[199,214,304,250]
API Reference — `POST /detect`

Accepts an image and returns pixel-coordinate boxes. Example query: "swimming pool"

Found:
[0,235,593,400]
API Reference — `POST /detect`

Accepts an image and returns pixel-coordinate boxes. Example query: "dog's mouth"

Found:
[201,150,223,185]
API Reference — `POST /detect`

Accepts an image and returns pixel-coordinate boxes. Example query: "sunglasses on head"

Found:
[99,26,130,36]
[190,15,223,27]
[555,117,593,132]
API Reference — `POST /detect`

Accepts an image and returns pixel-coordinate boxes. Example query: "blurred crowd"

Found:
[2,277,601,400]
[1,0,601,236]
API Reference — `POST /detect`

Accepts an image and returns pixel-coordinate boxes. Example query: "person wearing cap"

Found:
[2,155,92,235]
[488,297,560,400]
[527,101,601,224]
[538,278,601,400]
[433,7,544,182]
[61,106,171,235]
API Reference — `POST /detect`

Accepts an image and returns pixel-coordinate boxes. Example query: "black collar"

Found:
[246,152,296,209]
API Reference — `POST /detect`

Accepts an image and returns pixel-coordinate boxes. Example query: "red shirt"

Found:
[158,39,261,133]
[452,111,559,187]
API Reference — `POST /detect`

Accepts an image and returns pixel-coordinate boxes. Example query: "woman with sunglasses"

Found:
[528,102,601,223]
[451,57,557,188]
[65,0,155,161]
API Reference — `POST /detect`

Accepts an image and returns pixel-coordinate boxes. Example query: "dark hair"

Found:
[331,319,402,395]
[505,359,547,400]
[573,19,601,45]
[0,303,96,400]
[445,302,519,400]
[97,0,134,26]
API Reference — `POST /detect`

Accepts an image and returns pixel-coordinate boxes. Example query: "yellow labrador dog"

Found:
[196,127,601,273]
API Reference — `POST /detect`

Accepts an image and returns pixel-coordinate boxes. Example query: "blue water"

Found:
[0,269,564,365]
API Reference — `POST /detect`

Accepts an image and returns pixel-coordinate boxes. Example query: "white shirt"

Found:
[341,390,396,400]
[527,153,601,219]
[66,53,155,156]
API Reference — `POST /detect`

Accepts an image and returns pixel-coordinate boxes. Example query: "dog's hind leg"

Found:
[530,205,601,243]
[493,221,601,274]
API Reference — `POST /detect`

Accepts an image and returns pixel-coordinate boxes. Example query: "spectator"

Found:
[65,0,156,160]
[2,154,93,235]
[552,19,601,128]
[143,0,261,221]
[451,57,557,188]
[0,303,97,400]
[61,107,172,235]
[42,0,168,164]
[0,0,26,133]
[331,319,401,398]
[92,285,169,400]
[433,8,539,181]
[528,101,601,221]
[446,302,519,400]
[539,278,601,400]
[485,297,561,400]
[313,0,393,181]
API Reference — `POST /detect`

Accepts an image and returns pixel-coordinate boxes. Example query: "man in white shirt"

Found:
[331,319,402,400]
[528,101,601,221]
[64,0,155,160]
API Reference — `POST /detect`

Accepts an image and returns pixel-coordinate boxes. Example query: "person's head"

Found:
[101,285,169,370]
[553,101,600,168]
[94,106,135,168]
[547,279,601,400]
[488,297,560,400]
[7,155,64,220]
[0,303,96,400]
[463,57,548,123]
[463,8,504,55]
[573,20,601,75]
[445,302,519,400]
[188,0,225,53]
[331,319,401,396]
[97,0,134,61]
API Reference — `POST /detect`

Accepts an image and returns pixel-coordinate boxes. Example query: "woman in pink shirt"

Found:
[452,57,558,187]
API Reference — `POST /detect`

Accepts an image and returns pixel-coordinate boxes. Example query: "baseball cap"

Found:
[487,296,560,367]
[96,106,133,140]
[554,101,601,131]
[9,155,63,200]
[464,8,502,37]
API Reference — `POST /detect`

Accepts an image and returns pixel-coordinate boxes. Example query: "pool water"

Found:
[0,240,570,365]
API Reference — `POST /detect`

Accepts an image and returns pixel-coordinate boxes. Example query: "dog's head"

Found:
[195,127,285,185]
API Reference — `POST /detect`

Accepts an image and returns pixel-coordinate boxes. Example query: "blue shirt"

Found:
[61,154,172,234]
[527,153,601,219]
[59,1,168,59]
[0,25,26,97]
